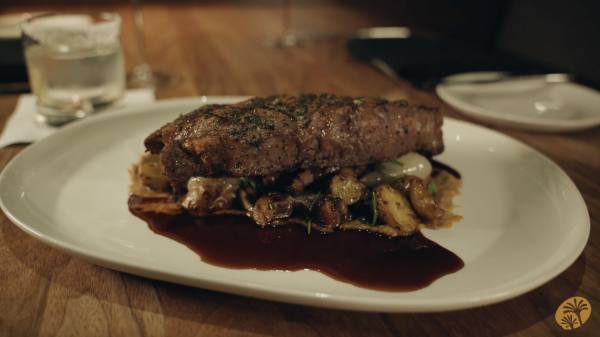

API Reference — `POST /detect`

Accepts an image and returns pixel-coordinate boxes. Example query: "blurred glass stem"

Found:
[127,0,178,88]
[132,0,150,81]
[266,0,297,47]
[281,0,296,46]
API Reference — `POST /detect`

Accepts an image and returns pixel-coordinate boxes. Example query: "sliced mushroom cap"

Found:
[314,194,348,228]
[253,192,294,227]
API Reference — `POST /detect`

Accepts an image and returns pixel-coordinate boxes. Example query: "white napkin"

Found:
[0,88,156,148]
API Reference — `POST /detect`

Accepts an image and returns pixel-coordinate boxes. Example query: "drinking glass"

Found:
[21,12,126,126]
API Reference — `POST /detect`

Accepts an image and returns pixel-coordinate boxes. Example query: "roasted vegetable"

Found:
[374,184,419,234]
[253,192,294,226]
[409,178,445,221]
[394,176,445,221]
[360,152,433,187]
[181,177,239,213]
[139,153,170,191]
[330,170,366,205]
[130,146,462,237]
[314,194,348,228]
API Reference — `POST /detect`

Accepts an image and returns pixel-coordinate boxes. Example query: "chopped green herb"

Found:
[353,99,363,106]
[427,181,437,195]
[374,164,393,178]
[309,191,322,211]
[391,160,404,166]
[396,130,400,134]
[402,125,409,133]
[238,177,261,191]
[371,191,378,226]
[246,138,265,148]
[266,119,276,130]
[318,92,327,97]
[307,218,312,234]
[375,164,403,180]
[249,114,262,125]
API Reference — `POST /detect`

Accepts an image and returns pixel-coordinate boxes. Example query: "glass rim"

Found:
[21,11,121,32]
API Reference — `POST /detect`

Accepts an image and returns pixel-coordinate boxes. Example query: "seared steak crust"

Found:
[145,94,444,191]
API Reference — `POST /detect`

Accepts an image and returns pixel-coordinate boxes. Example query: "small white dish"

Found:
[436,72,600,132]
[0,97,590,312]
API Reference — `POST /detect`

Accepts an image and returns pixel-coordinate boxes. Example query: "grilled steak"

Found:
[145,94,444,191]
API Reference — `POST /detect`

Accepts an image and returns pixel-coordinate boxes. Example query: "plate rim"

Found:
[436,80,600,132]
[0,96,591,312]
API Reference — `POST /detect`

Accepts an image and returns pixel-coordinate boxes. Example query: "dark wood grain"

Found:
[1,3,599,336]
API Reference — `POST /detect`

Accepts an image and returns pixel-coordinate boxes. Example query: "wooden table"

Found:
[1,3,599,336]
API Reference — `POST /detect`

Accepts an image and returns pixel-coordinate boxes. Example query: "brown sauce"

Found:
[129,196,464,292]
[431,159,462,179]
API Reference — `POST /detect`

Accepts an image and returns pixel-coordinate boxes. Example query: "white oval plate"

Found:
[0,97,589,312]
[436,72,600,132]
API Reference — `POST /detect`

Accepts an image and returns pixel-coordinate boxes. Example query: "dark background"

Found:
[1,0,599,85]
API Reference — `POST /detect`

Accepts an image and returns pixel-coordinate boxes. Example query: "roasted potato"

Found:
[393,176,445,221]
[408,178,445,221]
[330,172,366,205]
[392,176,412,197]
[374,184,419,234]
